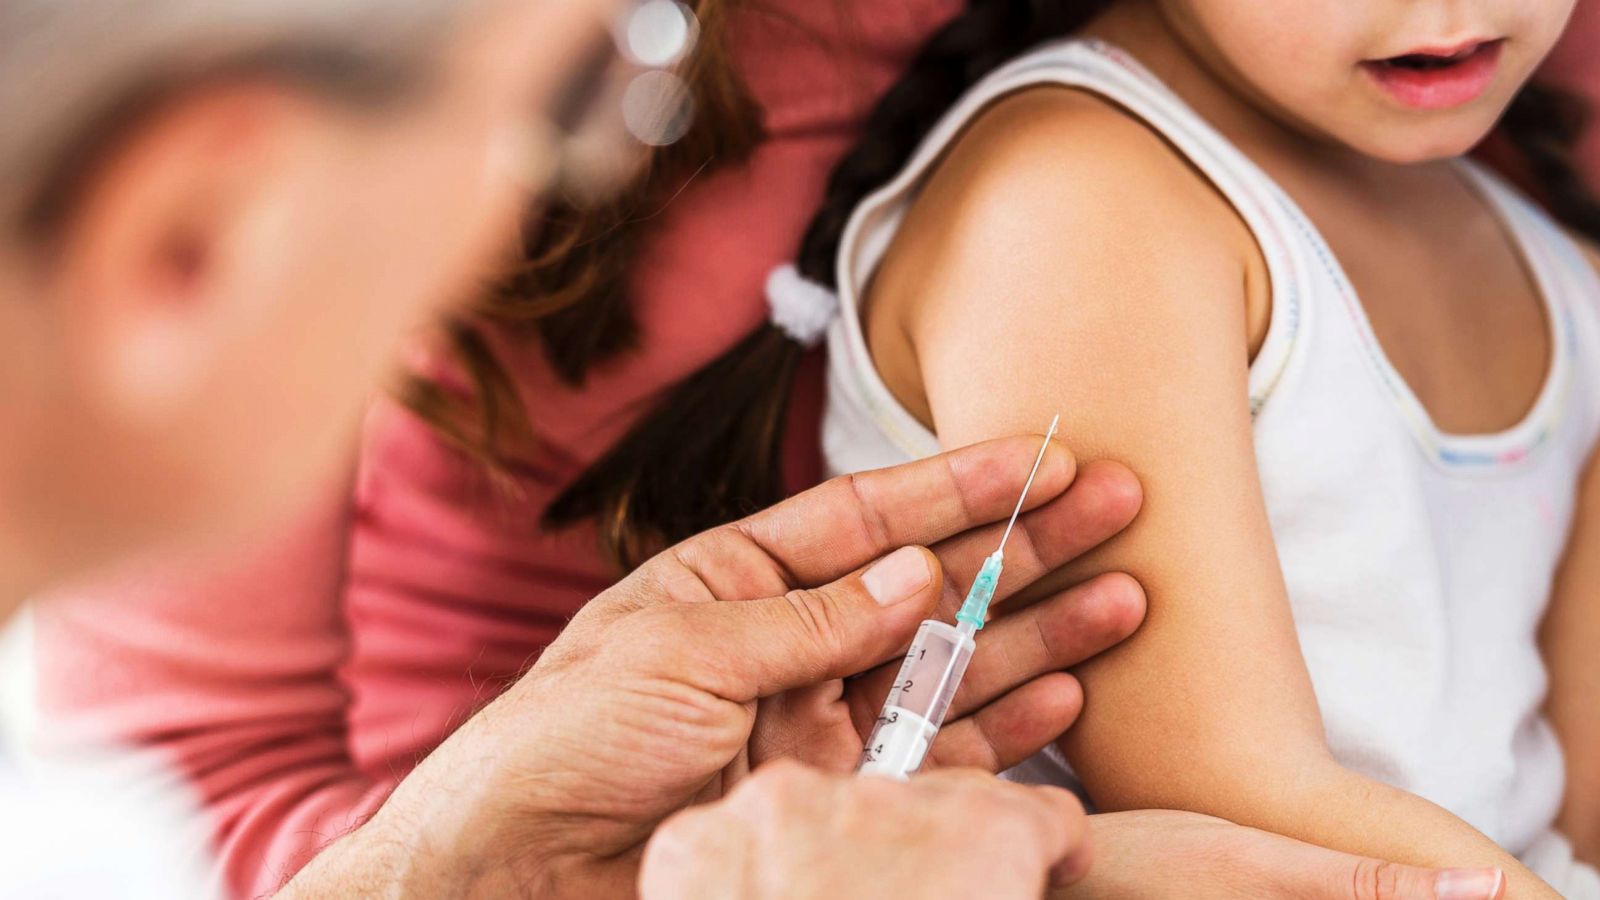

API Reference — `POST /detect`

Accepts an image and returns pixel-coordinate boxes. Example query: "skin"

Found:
[0,0,1528,895]
[0,4,1193,897]
[279,439,1484,899]
[1543,409,1600,866]
[640,763,1094,900]
[281,438,1131,896]
[863,0,1580,896]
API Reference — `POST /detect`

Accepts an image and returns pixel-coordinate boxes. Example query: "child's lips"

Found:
[1360,39,1504,110]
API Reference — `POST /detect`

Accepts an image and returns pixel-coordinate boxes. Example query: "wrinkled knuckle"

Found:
[622,604,684,642]
[610,607,689,667]
[842,471,893,548]
[781,589,848,670]
[1349,859,1405,900]
[967,729,1004,775]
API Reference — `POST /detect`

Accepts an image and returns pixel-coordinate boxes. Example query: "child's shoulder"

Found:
[912,84,1254,267]
[870,83,1268,367]
[880,84,1259,323]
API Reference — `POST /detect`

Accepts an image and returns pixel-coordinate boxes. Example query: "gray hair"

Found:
[0,0,477,234]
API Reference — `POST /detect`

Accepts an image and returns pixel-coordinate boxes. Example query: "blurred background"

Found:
[1,614,35,758]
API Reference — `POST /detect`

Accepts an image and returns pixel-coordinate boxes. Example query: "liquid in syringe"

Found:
[857,416,1060,779]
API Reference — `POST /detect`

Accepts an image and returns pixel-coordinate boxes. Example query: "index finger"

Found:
[733,435,1076,587]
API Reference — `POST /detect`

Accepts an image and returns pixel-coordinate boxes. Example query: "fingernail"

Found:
[861,547,932,606]
[1435,868,1504,900]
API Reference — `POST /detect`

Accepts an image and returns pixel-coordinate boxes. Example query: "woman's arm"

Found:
[33,395,633,898]
[869,88,1551,896]
[32,483,389,899]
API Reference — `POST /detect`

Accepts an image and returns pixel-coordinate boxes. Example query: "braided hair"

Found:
[548,0,1600,570]
[545,1,1109,568]
[1503,84,1600,241]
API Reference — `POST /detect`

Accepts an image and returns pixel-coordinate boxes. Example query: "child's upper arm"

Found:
[1546,445,1600,864]
[866,89,1557,891]
[875,88,1330,813]
[1544,239,1600,863]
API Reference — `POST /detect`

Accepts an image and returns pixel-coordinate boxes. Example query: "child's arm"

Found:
[868,88,1554,896]
[1543,251,1600,862]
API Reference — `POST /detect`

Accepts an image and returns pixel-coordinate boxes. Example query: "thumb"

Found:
[1330,858,1505,900]
[670,546,943,699]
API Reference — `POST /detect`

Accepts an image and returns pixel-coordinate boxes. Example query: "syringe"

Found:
[857,415,1061,779]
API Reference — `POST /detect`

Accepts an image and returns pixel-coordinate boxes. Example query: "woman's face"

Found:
[1159,0,1576,162]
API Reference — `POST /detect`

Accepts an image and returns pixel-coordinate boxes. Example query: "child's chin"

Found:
[1346,119,1499,165]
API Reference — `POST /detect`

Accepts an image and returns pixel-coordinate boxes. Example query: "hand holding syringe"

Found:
[858,416,1061,779]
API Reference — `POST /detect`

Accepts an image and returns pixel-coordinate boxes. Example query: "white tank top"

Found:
[820,38,1600,894]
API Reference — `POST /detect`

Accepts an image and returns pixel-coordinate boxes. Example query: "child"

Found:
[562,0,1600,895]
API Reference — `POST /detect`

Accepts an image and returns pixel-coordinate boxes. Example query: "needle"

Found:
[997,414,1060,553]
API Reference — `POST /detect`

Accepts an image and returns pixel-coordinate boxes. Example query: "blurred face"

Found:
[0,0,645,589]
[1158,0,1576,162]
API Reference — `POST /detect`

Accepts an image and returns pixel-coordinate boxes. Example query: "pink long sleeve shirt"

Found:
[33,2,962,897]
[33,2,1600,897]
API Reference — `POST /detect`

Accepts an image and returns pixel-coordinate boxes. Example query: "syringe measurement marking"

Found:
[857,418,1060,780]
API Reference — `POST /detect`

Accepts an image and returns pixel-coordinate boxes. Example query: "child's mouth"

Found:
[1361,39,1504,110]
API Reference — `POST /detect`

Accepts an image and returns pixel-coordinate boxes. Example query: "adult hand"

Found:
[1060,810,1506,900]
[638,762,1094,900]
[280,434,1143,898]
[634,776,1508,900]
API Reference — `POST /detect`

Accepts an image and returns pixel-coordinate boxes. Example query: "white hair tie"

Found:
[766,263,839,348]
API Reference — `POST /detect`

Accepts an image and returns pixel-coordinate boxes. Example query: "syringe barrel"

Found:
[857,620,976,779]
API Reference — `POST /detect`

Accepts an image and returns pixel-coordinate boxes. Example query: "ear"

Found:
[48,82,326,426]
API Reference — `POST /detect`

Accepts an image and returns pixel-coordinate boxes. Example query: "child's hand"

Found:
[1065,811,1506,900]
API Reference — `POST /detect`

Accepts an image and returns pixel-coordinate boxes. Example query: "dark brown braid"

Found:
[546,0,1111,569]
[549,2,1600,573]
[1502,83,1600,243]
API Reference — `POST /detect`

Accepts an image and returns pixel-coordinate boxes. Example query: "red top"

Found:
[33,2,962,896]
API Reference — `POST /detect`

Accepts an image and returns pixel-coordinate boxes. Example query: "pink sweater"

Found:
[34,2,962,897]
[33,4,1600,897]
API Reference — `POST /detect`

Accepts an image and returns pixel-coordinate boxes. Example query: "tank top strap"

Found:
[833,38,1314,428]
[1456,160,1600,453]
[1459,158,1600,332]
